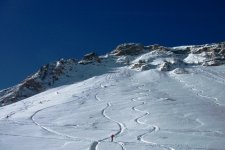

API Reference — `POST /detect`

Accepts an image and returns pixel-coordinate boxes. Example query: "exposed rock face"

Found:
[171,47,191,54]
[111,43,144,56]
[191,46,211,54]
[218,43,225,55]
[202,60,223,66]
[145,44,170,52]
[0,58,76,106]
[140,64,152,71]
[156,58,186,72]
[130,59,153,71]
[78,52,101,65]
[37,58,76,84]
[158,61,173,71]
[130,59,146,68]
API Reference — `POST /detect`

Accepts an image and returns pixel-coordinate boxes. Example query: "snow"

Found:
[184,53,208,65]
[172,68,188,74]
[1,45,225,150]
[132,50,174,64]
[172,46,192,50]
[1,63,225,150]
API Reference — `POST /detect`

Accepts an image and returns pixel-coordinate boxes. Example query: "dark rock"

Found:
[158,61,173,71]
[202,60,223,66]
[130,59,153,71]
[84,52,97,60]
[171,47,191,54]
[191,46,210,54]
[111,43,144,56]
[0,58,76,106]
[79,52,101,65]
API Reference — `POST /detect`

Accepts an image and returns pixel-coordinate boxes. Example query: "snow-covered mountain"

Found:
[0,58,77,106]
[0,42,225,150]
[1,42,224,106]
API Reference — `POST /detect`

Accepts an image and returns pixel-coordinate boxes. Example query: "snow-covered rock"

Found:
[157,61,173,71]
[0,59,76,106]
[130,60,148,70]
[171,46,191,54]
[111,43,144,56]
[116,55,134,65]
[78,52,101,65]
[140,64,153,71]
[172,68,189,74]
[202,60,223,66]
[184,52,208,65]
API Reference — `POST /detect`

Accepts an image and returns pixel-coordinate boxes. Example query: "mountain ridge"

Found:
[1,42,224,106]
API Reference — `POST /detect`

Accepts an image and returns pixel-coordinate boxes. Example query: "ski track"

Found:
[132,96,174,150]
[130,78,175,150]
[27,80,109,145]
[30,98,93,143]
[95,94,101,102]
[0,132,70,141]
[90,102,127,150]
[4,68,223,150]
[0,100,31,129]
[27,71,171,150]
[89,141,99,150]
[132,72,225,150]
[98,102,126,150]
[1,100,28,120]
[90,72,126,150]
[102,103,126,136]
[169,71,223,107]
[197,67,225,85]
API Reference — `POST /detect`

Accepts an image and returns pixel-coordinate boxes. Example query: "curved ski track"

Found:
[90,72,126,150]
[169,71,223,107]
[130,77,175,150]
[31,98,93,142]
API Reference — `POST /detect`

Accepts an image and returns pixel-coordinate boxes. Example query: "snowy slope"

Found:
[0,42,225,150]
[0,54,120,106]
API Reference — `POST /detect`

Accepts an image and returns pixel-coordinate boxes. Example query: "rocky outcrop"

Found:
[130,59,153,71]
[202,60,223,66]
[191,46,211,54]
[158,61,173,71]
[111,43,144,56]
[0,58,76,106]
[144,44,159,51]
[78,52,101,65]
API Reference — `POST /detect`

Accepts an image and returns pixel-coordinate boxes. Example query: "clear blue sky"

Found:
[0,0,225,89]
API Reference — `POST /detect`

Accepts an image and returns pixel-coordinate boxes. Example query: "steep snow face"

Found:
[0,42,224,106]
[0,65,225,150]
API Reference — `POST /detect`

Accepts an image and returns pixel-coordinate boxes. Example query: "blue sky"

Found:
[0,0,225,89]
